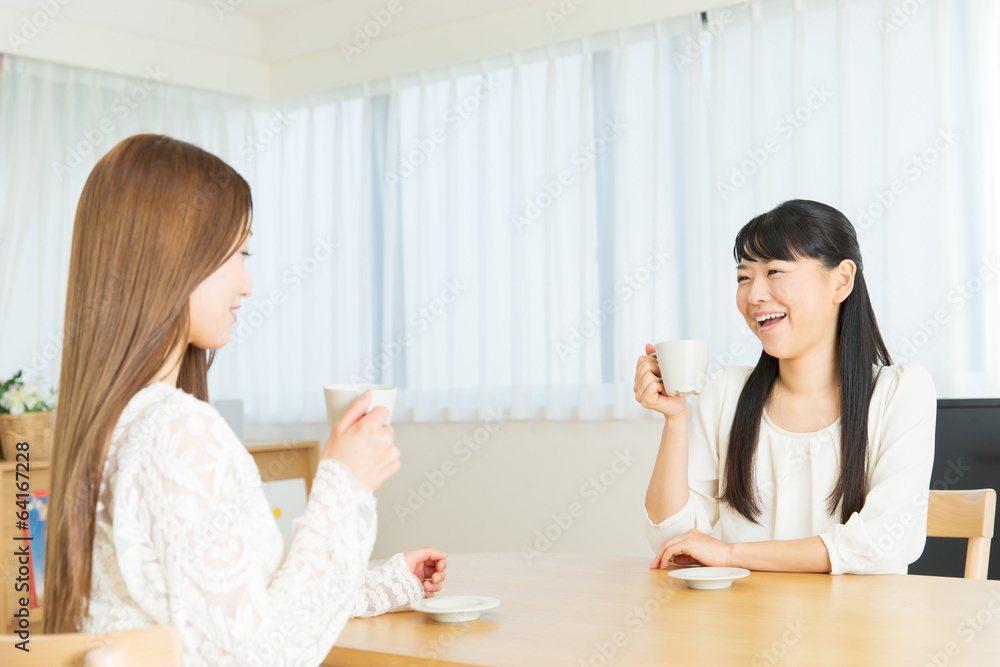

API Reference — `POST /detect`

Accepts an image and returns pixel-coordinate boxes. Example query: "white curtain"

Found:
[1,0,998,425]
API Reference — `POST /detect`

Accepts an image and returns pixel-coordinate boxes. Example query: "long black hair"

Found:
[720,199,892,525]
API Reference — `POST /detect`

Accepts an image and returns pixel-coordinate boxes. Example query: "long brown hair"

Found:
[44,134,252,633]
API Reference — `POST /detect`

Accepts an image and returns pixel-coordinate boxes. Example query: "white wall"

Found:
[0,0,744,97]
[246,417,665,561]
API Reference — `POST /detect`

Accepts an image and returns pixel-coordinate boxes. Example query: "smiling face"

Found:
[736,256,855,360]
[188,228,253,350]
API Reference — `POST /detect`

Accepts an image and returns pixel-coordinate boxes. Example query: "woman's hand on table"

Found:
[650,529,735,569]
[404,547,448,598]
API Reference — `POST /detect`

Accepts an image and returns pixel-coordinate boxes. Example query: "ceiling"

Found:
[172,0,330,18]
[0,0,740,98]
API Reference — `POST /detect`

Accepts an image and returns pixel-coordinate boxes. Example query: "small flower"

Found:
[0,369,56,414]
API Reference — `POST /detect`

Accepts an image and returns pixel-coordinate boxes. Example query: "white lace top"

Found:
[82,381,425,666]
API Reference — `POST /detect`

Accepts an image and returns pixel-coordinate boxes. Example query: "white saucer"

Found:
[668,567,750,590]
[411,595,500,623]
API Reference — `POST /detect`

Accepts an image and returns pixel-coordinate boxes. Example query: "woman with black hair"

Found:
[635,199,936,575]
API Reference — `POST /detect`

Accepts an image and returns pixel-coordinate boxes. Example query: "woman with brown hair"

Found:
[43,134,447,666]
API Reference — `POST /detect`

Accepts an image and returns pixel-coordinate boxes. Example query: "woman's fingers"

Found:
[655,545,683,569]
[410,546,447,563]
[638,375,665,406]
[673,554,702,566]
[651,531,714,569]
[651,534,690,568]
[646,380,662,403]
[420,569,446,597]
[335,390,372,434]
[635,356,659,377]
[363,405,391,426]
[651,542,670,569]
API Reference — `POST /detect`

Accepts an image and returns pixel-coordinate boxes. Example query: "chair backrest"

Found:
[926,489,997,579]
[0,624,183,667]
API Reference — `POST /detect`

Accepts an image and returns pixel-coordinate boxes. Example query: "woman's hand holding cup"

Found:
[322,390,400,492]
[634,343,689,418]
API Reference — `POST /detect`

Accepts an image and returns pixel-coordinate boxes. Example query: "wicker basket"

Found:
[0,410,56,461]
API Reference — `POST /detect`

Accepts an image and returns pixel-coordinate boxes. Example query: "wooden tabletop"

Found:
[324,552,1000,667]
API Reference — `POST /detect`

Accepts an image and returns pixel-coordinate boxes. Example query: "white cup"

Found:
[323,384,397,426]
[651,340,710,396]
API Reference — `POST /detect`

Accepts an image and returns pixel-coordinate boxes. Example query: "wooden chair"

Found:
[246,440,320,493]
[926,489,997,580]
[0,624,183,666]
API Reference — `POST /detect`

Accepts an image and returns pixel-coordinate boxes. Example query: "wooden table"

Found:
[324,552,1000,666]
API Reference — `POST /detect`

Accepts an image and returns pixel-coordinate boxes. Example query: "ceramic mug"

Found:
[651,340,710,396]
[323,384,397,426]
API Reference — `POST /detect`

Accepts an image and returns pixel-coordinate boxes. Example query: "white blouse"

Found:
[82,381,425,666]
[644,363,937,575]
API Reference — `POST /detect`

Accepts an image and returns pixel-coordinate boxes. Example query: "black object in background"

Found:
[909,399,1000,580]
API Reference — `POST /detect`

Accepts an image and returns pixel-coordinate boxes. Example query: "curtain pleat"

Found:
[1,0,998,424]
